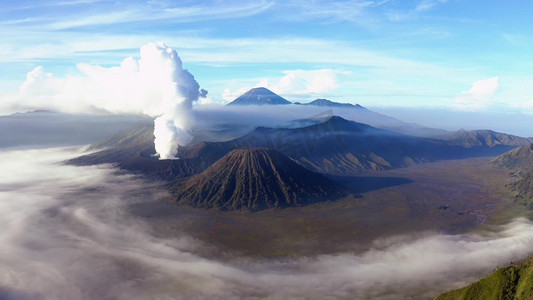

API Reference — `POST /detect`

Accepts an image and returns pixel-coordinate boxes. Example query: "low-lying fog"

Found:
[2,146,533,300]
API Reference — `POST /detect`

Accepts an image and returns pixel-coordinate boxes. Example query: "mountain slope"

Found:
[441,129,533,149]
[303,98,364,109]
[225,115,470,175]
[226,87,291,105]
[493,143,533,170]
[71,115,528,179]
[68,123,231,180]
[436,257,533,300]
[172,148,342,211]
[493,143,533,207]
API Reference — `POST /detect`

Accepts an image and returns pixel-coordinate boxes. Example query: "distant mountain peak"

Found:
[251,87,273,93]
[442,129,533,148]
[306,99,364,109]
[322,115,354,125]
[227,87,291,106]
[318,115,376,132]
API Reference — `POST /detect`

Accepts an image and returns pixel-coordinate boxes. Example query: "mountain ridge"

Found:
[441,129,533,149]
[297,98,365,109]
[70,115,532,180]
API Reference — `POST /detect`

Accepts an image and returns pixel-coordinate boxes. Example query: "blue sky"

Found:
[1,0,533,111]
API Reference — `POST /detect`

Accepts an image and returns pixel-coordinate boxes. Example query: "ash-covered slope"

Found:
[226,87,291,105]
[172,148,342,211]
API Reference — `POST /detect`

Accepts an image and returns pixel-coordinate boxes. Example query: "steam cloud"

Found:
[10,42,206,159]
[2,146,533,299]
[141,43,203,159]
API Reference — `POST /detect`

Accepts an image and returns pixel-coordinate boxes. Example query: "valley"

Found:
[130,156,519,259]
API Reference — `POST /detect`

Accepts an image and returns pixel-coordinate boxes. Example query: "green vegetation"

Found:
[436,257,533,300]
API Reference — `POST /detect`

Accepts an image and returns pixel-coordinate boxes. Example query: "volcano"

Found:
[172,148,342,211]
[227,87,291,105]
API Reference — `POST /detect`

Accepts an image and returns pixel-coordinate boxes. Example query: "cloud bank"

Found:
[11,42,206,159]
[455,77,500,110]
[222,69,347,102]
[2,147,533,299]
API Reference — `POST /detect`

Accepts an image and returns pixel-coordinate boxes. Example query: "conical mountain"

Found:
[172,148,341,211]
[227,87,291,105]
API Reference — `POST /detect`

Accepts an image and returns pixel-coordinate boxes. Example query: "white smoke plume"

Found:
[140,42,202,159]
[7,42,206,159]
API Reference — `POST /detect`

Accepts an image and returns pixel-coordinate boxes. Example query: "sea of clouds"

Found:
[2,146,533,299]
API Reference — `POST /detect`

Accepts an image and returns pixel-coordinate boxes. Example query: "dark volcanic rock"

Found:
[172,148,342,211]
[226,87,291,105]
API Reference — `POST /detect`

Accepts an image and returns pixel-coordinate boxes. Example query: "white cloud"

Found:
[455,77,500,110]
[196,95,214,105]
[283,0,373,22]
[222,69,349,101]
[0,32,441,77]
[4,1,274,30]
[222,87,250,102]
[5,42,205,159]
[415,0,447,12]
[388,0,448,21]
[10,46,188,116]
[273,69,347,94]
